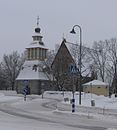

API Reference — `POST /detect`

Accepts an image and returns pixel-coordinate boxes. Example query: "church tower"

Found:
[26,17,48,61]
[16,18,52,95]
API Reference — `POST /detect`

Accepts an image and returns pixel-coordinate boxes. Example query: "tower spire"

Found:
[35,16,41,33]
[37,16,39,27]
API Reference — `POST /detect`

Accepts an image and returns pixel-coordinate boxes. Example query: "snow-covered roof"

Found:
[16,60,51,80]
[26,42,48,49]
[32,32,42,37]
[83,80,109,86]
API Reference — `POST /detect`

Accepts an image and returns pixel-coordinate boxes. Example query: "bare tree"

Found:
[0,63,8,90]
[1,51,25,90]
[106,38,117,94]
[70,42,93,77]
[88,40,108,82]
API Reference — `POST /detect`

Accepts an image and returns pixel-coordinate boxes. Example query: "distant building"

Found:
[83,80,109,96]
[16,19,52,94]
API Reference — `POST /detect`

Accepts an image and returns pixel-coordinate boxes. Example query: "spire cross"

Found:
[37,16,39,27]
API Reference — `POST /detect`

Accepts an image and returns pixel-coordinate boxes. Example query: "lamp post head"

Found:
[70,28,76,34]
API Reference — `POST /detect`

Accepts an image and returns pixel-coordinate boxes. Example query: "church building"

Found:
[16,18,52,94]
[51,39,95,91]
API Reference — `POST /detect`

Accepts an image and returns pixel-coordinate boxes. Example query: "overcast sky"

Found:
[0,0,117,60]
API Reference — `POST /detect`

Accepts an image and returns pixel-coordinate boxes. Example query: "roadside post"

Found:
[72,98,75,112]
[23,80,29,101]
[41,89,44,99]
[23,87,28,101]
[69,64,78,112]
[41,82,45,99]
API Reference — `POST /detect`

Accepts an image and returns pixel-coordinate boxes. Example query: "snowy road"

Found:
[0,93,117,130]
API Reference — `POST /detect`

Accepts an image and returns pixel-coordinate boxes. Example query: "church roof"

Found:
[16,60,51,80]
[16,18,51,81]
[63,39,93,77]
[26,42,48,49]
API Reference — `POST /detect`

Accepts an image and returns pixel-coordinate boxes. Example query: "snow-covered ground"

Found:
[62,91,117,109]
[0,90,117,130]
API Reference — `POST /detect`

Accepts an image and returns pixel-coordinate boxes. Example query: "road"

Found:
[0,94,117,130]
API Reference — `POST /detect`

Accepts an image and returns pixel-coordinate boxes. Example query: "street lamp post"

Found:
[70,25,82,105]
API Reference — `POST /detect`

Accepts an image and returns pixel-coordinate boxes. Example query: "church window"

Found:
[33,48,35,59]
[37,48,39,59]
[29,48,31,59]
[31,48,33,59]
[27,49,30,59]
[39,48,41,59]
[42,49,44,60]
[36,36,40,41]
[42,49,46,60]
[35,48,37,59]
[33,37,36,41]
[44,50,46,59]
[33,36,42,41]
[40,48,43,60]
